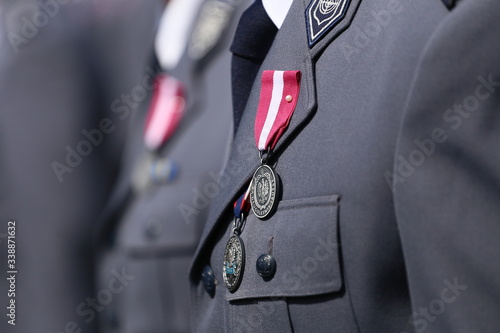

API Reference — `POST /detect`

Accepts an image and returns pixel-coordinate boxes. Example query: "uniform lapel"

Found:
[190,0,312,275]
[190,0,363,276]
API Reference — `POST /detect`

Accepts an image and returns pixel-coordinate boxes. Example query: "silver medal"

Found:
[250,164,279,219]
[222,235,245,292]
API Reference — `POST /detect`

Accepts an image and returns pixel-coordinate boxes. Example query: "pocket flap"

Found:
[226,195,341,301]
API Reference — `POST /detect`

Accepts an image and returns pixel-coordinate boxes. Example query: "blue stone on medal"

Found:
[222,235,245,292]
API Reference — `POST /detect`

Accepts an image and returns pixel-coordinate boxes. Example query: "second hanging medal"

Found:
[223,185,252,292]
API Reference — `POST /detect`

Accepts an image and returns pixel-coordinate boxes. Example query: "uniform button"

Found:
[285,95,293,102]
[202,265,216,297]
[256,253,276,278]
[144,218,163,239]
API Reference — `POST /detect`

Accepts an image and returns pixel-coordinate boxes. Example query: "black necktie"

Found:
[230,0,278,135]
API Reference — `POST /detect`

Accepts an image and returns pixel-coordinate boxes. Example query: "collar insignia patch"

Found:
[441,0,457,9]
[305,0,351,47]
[188,0,233,60]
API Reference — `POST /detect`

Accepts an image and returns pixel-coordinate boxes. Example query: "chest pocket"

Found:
[226,194,341,301]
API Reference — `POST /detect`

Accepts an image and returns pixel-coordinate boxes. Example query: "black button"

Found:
[256,253,276,278]
[202,265,216,297]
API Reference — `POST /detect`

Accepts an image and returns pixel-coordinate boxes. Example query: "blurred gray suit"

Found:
[0,1,162,332]
[94,1,251,332]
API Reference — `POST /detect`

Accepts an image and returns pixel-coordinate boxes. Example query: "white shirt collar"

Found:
[155,0,205,71]
[262,0,294,29]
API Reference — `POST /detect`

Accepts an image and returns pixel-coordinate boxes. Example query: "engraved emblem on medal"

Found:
[223,187,251,292]
[250,164,279,219]
[222,235,245,292]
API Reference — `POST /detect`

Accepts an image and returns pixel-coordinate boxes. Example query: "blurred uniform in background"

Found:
[0,0,162,332]
[94,0,250,332]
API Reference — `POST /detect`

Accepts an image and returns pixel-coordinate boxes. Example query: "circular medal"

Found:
[222,235,245,292]
[250,164,279,219]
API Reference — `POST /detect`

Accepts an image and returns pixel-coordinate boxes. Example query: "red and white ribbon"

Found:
[254,70,301,151]
[144,74,185,151]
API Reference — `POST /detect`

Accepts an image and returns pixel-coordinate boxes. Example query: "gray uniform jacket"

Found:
[95,1,250,332]
[0,1,160,332]
[189,0,500,332]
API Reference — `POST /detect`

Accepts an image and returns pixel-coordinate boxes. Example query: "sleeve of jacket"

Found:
[393,0,500,332]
